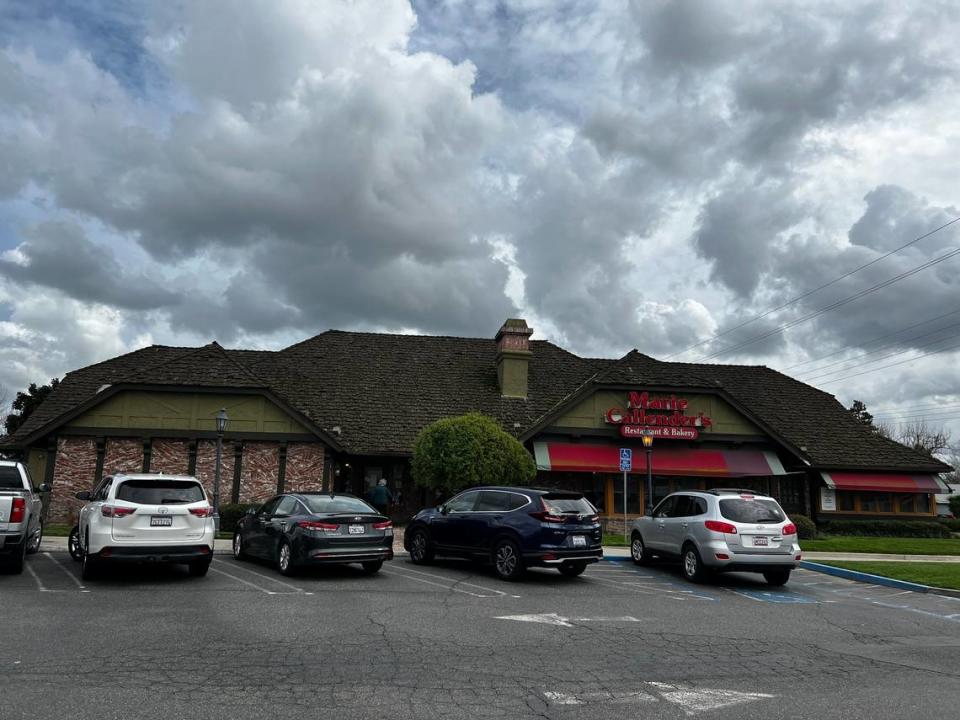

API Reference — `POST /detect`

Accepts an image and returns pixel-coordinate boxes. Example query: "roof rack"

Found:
[704,488,770,497]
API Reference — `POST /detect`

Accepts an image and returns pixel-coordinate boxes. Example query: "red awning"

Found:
[533,442,786,476]
[821,472,946,493]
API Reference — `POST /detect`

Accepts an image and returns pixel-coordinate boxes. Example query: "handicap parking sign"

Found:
[619,448,632,472]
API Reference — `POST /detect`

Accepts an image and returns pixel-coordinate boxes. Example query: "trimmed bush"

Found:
[816,519,950,538]
[218,503,259,533]
[950,496,960,517]
[938,518,960,532]
[791,514,817,540]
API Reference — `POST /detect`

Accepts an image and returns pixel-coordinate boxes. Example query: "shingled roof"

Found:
[3,327,949,474]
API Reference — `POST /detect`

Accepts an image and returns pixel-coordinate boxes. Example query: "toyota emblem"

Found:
[158,507,170,514]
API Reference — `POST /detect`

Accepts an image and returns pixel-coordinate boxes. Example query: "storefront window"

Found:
[612,477,642,514]
[837,491,856,512]
[579,475,606,514]
[860,493,879,512]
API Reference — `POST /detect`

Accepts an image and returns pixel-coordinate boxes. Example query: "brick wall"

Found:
[102,438,142,476]
[49,437,98,524]
[240,442,280,503]
[151,439,189,475]
[194,440,235,504]
[285,443,325,493]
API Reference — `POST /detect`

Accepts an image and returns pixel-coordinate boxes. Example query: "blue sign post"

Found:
[619,449,632,541]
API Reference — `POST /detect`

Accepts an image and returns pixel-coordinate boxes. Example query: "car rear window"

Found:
[303,495,376,514]
[0,466,23,489]
[542,495,596,515]
[115,480,205,505]
[719,498,785,523]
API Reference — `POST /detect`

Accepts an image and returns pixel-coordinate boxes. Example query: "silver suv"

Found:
[629,489,801,586]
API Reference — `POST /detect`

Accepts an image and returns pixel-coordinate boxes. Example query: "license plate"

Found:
[753,536,769,546]
[150,516,173,527]
[571,535,587,547]
[348,524,365,535]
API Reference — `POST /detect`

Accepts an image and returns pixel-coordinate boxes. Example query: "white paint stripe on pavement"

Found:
[25,562,56,592]
[381,568,494,597]
[583,575,684,599]
[213,559,311,594]
[209,566,279,594]
[390,565,518,597]
[43,552,89,592]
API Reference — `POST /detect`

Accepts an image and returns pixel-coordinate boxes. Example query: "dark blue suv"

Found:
[403,487,603,580]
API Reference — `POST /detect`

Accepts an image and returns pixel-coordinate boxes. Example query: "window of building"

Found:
[612,479,642,515]
[831,490,932,515]
[837,492,856,512]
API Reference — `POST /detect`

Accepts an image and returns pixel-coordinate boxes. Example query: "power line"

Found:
[813,339,960,385]
[800,329,960,383]
[780,307,960,373]
[667,216,960,360]
[872,408,960,422]
[698,244,960,361]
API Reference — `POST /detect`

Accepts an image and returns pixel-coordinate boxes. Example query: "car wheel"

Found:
[630,533,650,566]
[2,539,26,575]
[233,531,247,561]
[492,538,525,581]
[361,560,383,575]
[681,544,706,583]
[68,526,83,562]
[558,561,587,577]
[409,528,435,565]
[27,521,43,554]
[763,569,791,587]
[277,540,296,576]
[188,560,211,577]
[81,548,100,581]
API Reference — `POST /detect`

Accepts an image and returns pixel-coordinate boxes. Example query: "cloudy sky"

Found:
[0,0,958,445]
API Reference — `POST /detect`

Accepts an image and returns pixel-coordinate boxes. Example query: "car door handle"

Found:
[681,523,688,528]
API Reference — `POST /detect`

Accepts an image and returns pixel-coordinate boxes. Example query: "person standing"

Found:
[371,478,393,515]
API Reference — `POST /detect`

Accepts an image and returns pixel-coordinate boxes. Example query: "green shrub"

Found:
[218,503,259,533]
[411,413,536,494]
[816,519,950,538]
[950,496,960,517]
[938,518,960,532]
[791,514,817,539]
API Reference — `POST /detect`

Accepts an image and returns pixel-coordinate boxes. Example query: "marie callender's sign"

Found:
[605,391,713,440]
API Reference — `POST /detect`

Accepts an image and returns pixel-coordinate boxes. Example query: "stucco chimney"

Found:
[496,318,533,398]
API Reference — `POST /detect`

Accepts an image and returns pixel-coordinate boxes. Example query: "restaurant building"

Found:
[1,319,949,527]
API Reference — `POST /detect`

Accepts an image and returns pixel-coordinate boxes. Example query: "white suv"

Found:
[76,473,215,580]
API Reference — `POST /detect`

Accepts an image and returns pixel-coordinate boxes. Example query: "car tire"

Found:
[188,560,211,577]
[492,538,525,581]
[277,539,296,576]
[81,548,100,581]
[630,533,650,566]
[27,521,42,554]
[361,560,383,575]
[558,561,587,577]
[408,528,435,565]
[233,531,248,561]
[68,526,83,562]
[2,540,26,575]
[763,569,791,587]
[681,544,707,583]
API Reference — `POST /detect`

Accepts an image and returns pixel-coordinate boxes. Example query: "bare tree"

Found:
[895,420,952,457]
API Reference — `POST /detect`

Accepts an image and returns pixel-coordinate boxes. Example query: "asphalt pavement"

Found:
[2,551,959,719]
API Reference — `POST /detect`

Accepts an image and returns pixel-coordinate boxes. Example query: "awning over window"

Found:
[821,471,947,493]
[533,442,787,476]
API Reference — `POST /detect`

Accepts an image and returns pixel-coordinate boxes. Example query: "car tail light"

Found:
[529,511,565,523]
[189,506,214,518]
[588,514,600,523]
[781,522,797,536]
[372,520,392,530]
[795,554,802,560]
[298,521,338,531]
[101,505,136,518]
[715,553,730,560]
[10,497,26,523]
[704,520,738,534]
[542,553,557,561]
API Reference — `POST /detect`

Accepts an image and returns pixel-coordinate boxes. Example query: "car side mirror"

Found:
[246,507,258,516]
[75,490,92,501]
[38,484,51,494]
[440,505,449,515]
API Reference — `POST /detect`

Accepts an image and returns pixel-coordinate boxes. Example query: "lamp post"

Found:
[213,408,228,526]
[642,430,654,513]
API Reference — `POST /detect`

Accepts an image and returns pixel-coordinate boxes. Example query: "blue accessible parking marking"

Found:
[730,589,819,604]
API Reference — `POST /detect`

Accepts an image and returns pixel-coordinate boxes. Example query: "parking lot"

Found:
[3,552,960,719]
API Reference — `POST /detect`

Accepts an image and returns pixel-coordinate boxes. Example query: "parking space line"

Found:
[25,562,57,592]
[43,552,89,592]
[582,575,686,599]
[213,560,312,595]
[209,566,282,594]
[389,564,518,597]
[381,569,495,597]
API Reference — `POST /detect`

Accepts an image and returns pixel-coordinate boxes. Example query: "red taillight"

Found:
[704,520,738,534]
[529,511,565,523]
[782,523,797,536]
[298,521,338,531]
[795,554,802,560]
[372,520,392,530]
[588,514,600,523]
[10,497,26,523]
[715,553,730,560]
[188,506,214,518]
[101,505,136,518]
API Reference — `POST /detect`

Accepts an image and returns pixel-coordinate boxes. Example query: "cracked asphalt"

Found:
[2,553,959,719]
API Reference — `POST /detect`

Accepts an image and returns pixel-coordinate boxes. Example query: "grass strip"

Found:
[818,561,960,590]
[801,537,960,555]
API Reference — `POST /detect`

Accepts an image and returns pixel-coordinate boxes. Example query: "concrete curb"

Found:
[799,560,960,599]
